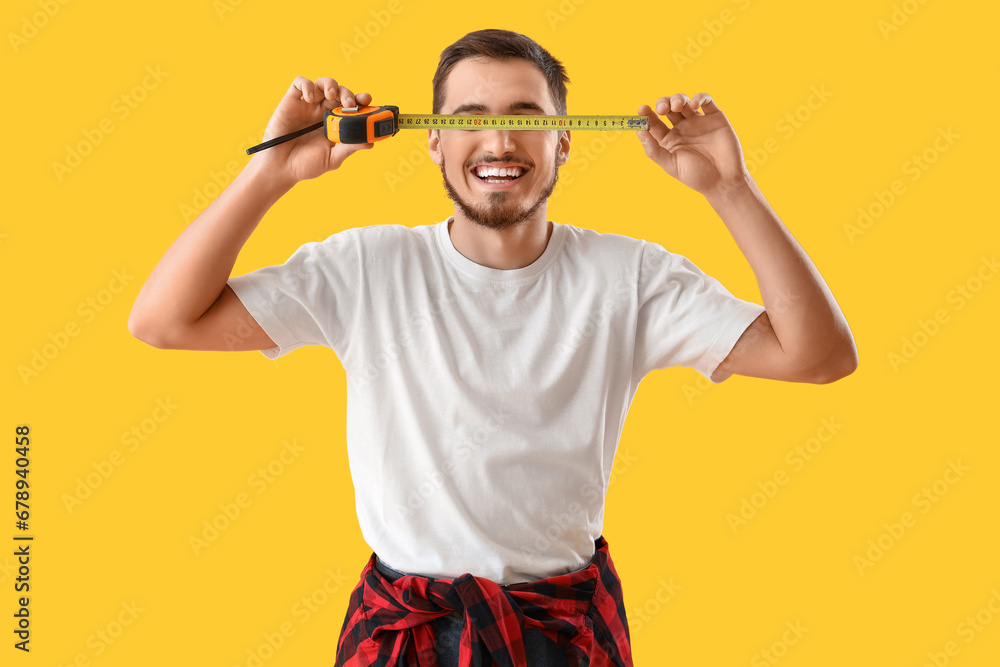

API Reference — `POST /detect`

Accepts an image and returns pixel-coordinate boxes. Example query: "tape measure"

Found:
[246,105,649,154]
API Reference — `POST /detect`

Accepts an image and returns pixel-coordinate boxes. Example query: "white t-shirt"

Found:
[227,218,764,584]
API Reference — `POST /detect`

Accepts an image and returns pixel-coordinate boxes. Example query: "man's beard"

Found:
[440,153,560,231]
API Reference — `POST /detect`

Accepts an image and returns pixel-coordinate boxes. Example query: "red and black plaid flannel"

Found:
[334,535,633,666]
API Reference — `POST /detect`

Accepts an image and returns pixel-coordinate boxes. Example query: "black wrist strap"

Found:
[245,121,323,155]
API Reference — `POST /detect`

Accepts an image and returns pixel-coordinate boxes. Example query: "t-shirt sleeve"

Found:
[633,241,765,383]
[226,230,359,360]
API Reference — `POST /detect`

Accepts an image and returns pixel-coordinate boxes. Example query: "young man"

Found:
[129,29,856,667]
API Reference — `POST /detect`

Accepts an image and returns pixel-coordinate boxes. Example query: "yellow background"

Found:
[4,0,998,664]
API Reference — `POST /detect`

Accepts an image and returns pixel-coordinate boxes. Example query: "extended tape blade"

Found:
[397,114,648,131]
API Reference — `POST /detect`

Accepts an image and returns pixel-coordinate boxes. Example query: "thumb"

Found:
[636,130,673,168]
[328,140,374,171]
[345,141,375,154]
[339,140,375,161]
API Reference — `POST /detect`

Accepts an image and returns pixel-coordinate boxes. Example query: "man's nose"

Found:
[480,129,517,156]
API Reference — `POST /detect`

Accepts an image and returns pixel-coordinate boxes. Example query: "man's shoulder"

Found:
[557,222,652,257]
[320,221,438,246]
[305,223,441,275]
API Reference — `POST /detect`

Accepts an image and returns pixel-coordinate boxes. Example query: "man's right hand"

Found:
[251,76,374,185]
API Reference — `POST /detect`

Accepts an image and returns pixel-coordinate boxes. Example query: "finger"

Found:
[316,77,342,110]
[323,79,350,109]
[286,76,306,103]
[638,104,670,144]
[669,93,690,113]
[699,95,723,115]
[315,77,338,94]
[338,84,360,109]
[692,92,715,114]
[355,92,373,107]
[674,93,700,119]
[655,96,685,126]
[290,76,320,104]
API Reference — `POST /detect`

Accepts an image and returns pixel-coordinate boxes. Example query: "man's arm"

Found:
[128,77,373,350]
[128,161,288,350]
[637,93,858,384]
[706,178,857,384]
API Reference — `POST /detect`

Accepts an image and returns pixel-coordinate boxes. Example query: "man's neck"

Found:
[448,214,553,271]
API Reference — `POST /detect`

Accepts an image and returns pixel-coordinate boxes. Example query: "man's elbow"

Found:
[128,312,171,349]
[801,343,859,384]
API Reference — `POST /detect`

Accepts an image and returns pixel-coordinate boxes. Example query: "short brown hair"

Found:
[432,29,569,115]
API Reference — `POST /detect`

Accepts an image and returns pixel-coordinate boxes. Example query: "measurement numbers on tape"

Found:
[396,114,648,130]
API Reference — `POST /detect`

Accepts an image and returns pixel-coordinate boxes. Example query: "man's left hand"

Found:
[637,93,749,197]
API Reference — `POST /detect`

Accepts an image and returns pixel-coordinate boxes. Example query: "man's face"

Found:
[429,57,571,231]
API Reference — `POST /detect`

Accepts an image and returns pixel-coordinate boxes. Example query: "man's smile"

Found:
[469,161,530,189]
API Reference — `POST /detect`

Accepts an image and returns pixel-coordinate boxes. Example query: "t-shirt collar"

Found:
[436,217,564,282]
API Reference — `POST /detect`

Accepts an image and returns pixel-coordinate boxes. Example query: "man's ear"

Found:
[557,130,571,166]
[428,129,442,166]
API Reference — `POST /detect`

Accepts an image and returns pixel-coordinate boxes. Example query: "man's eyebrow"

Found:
[507,101,546,113]
[450,103,488,114]
[448,101,548,114]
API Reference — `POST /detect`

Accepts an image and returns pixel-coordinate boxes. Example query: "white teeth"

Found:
[475,165,524,179]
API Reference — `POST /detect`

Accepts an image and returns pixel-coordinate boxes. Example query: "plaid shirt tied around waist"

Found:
[335,535,633,666]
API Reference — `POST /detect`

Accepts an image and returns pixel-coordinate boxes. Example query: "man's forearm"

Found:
[128,159,293,343]
[705,175,857,374]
